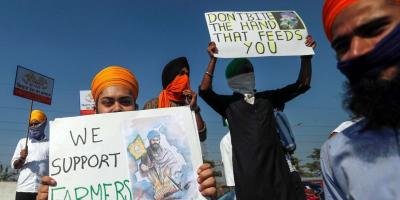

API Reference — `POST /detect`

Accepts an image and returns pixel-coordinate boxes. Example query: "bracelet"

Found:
[205,71,214,78]
[191,105,201,113]
[198,123,207,133]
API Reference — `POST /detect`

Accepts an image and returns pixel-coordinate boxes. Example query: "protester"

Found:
[199,37,316,199]
[11,110,49,200]
[320,0,400,199]
[143,57,207,141]
[220,132,235,191]
[36,66,217,200]
[219,131,236,200]
[220,106,307,200]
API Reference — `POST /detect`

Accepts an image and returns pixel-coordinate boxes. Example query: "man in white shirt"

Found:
[219,132,236,200]
[11,110,49,200]
[220,132,235,189]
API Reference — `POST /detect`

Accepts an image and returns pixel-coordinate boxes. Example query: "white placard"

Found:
[49,107,205,200]
[205,11,314,58]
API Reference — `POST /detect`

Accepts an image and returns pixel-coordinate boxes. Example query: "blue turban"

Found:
[147,130,160,140]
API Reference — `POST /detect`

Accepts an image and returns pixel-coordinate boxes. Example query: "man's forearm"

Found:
[200,57,217,90]
[298,56,312,86]
[195,112,207,142]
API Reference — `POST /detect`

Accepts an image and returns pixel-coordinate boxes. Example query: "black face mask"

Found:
[337,23,400,84]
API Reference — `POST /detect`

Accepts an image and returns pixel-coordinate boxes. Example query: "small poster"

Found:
[79,90,95,115]
[13,65,54,104]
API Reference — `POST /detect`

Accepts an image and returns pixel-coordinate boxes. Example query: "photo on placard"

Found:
[271,11,305,30]
[122,114,198,200]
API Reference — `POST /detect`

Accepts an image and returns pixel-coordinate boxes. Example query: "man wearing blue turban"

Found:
[140,130,184,199]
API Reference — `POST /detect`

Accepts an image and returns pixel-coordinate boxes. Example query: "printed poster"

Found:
[49,106,205,200]
[13,65,54,104]
[79,90,95,115]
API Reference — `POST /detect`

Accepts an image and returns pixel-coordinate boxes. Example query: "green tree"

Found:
[302,148,321,177]
[291,155,312,177]
[0,163,17,181]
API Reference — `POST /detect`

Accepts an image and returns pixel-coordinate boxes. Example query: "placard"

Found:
[49,107,205,200]
[205,11,314,58]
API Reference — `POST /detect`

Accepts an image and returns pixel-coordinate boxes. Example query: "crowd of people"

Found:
[9,0,400,199]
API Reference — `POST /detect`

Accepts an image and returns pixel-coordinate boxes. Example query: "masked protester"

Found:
[199,38,316,200]
[320,0,400,199]
[11,110,49,200]
[143,57,207,141]
[36,66,217,200]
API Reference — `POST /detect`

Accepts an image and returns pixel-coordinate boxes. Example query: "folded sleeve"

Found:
[11,139,24,169]
[261,81,310,107]
[198,87,229,118]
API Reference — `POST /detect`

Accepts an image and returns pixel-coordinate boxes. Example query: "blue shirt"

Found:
[321,119,400,200]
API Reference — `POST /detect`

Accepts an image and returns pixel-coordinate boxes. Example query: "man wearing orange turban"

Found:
[36,66,217,200]
[91,66,139,113]
[30,110,47,125]
[143,57,207,142]
[321,0,400,199]
[12,109,49,200]
[322,0,359,42]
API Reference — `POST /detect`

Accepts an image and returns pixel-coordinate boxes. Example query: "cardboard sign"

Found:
[205,11,314,58]
[13,66,54,105]
[49,107,205,200]
[80,90,95,115]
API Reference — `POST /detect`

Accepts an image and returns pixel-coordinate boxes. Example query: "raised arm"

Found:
[198,42,230,118]
[297,35,316,87]
[200,42,218,90]
[264,36,317,106]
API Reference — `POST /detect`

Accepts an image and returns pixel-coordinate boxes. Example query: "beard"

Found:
[150,143,161,152]
[343,66,400,130]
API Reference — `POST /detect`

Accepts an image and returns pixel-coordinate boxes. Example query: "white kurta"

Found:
[220,132,235,186]
[11,137,49,193]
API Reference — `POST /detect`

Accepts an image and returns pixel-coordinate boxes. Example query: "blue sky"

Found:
[0,0,348,166]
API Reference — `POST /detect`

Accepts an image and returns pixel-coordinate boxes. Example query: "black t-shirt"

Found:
[199,82,309,200]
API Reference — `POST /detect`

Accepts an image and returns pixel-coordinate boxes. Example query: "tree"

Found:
[291,155,312,177]
[0,163,17,181]
[302,148,321,177]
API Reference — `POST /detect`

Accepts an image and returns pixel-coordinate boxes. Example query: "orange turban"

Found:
[158,74,190,108]
[30,110,46,124]
[91,66,139,101]
[323,0,359,42]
